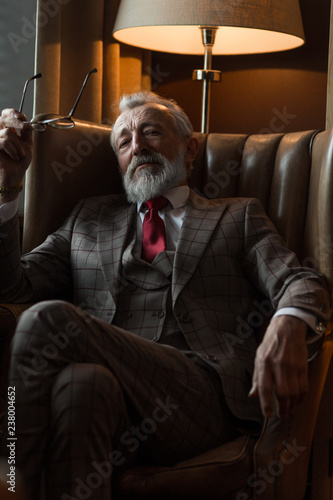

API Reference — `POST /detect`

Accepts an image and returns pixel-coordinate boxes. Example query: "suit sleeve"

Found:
[242,198,331,322]
[0,200,84,304]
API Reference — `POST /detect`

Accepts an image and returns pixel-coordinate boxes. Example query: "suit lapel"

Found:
[96,191,228,304]
[97,197,136,298]
[172,190,228,303]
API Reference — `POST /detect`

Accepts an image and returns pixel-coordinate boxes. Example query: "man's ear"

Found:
[185,137,199,163]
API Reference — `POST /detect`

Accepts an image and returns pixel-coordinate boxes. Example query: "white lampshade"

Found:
[113,0,305,55]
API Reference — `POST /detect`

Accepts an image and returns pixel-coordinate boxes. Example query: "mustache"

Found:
[127,153,166,175]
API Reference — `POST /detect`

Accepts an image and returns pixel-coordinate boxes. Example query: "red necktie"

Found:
[141,196,169,263]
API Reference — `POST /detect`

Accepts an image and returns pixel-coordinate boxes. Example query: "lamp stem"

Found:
[201,43,213,134]
[193,27,221,134]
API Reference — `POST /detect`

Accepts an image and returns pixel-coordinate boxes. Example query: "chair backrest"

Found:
[23,115,333,500]
[24,115,333,292]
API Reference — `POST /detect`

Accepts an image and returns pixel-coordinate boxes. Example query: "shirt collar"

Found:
[136,185,190,213]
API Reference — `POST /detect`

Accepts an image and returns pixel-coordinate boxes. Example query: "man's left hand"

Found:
[249,315,308,418]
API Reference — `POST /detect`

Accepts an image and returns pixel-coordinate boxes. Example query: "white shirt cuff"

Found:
[0,199,19,224]
[273,307,326,344]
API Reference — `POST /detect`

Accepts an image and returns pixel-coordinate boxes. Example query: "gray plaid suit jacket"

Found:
[0,190,330,420]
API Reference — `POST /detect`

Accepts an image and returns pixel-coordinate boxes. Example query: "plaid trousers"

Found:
[8,300,235,500]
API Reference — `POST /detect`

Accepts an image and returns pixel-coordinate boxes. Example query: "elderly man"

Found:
[0,91,330,500]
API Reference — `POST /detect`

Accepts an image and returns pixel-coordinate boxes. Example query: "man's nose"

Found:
[132,134,149,155]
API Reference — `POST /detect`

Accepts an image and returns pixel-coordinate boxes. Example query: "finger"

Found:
[0,109,33,149]
[20,122,34,146]
[256,357,274,418]
[298,363,309,398]
[7,109,35,145]
[0,129,28,161]
[272,357,293,417]
[249,362,259,398]
[248,383,259,398]
[0,109,27,131]
[274,373,291,418]
[0,139,22,162]
[274,361,308,417]
[289,363,308,410]
[1,108,26,120]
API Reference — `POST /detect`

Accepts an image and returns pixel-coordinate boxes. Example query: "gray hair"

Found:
[110,91,193,153]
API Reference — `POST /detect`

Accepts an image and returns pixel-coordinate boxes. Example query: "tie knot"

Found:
[145,196,169,211]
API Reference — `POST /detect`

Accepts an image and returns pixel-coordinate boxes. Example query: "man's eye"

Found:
[119,140,130,149]
[146,130,159,136]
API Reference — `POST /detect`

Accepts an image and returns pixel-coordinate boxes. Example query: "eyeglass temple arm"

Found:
[18,73,42,114]
[68,68,98,118]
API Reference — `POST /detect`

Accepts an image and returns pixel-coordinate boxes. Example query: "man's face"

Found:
[112,103,190,202]
[113,103,186,174]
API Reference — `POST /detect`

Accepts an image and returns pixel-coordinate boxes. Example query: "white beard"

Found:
[122,150,187,203]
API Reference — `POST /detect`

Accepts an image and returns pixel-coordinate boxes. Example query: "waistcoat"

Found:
[112,232,190,350]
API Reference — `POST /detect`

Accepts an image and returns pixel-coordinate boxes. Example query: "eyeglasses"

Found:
[20,68,98,131]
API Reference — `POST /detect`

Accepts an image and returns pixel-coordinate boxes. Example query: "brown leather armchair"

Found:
[0,117,332,500]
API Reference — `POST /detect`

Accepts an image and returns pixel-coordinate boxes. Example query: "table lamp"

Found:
[113,0,305,133]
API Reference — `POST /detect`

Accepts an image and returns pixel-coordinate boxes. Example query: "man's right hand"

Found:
[0,109,33,202]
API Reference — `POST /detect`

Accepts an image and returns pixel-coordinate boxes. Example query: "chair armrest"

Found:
[253,323,333,500]
[0,304,32,340]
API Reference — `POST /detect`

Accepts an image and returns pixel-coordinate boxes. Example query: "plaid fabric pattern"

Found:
[9,300,234,499]
[1,189,331,499]
[0,190,330,419]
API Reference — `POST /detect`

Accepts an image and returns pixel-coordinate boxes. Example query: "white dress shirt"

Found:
[0,198,18,225]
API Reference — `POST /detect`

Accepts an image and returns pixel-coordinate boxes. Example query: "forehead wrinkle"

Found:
[122,104,172,128]
[121,119,160,133]
[113,103,179,150]
[114,119,164,144]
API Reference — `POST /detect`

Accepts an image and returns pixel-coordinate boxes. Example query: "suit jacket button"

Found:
[153,311,165,318]
[206,354,217,361]
[315,321,326,334]
[179,313,190,323]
